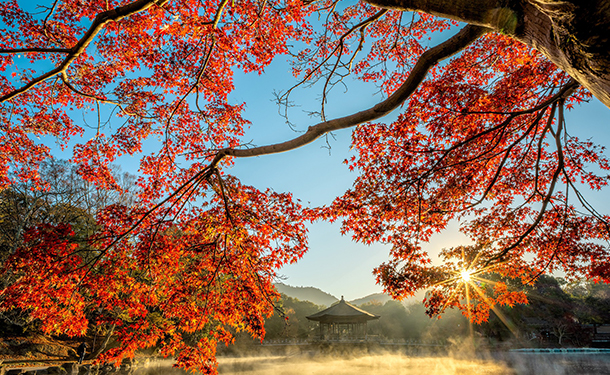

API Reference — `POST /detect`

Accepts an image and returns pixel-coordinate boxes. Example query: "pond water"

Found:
[139,350,610,375]
[217,354,510,374]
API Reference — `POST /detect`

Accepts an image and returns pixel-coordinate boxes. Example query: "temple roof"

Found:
[306,296,380,323]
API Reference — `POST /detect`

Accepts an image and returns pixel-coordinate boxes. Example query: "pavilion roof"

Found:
[306,296,380,322]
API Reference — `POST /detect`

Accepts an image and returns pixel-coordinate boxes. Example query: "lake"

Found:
[139,350,610,375]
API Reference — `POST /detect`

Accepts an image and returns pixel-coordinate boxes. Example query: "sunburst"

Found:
[460,269,472,282]
[447,259,521,339]
[428,249,523,341]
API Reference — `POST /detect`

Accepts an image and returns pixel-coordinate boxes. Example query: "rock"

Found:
[32,344,71,358]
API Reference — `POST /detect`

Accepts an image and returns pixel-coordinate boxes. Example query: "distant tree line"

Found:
[479,275,610,347]
[263,276,610,348]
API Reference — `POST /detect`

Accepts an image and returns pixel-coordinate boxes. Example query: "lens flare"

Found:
[460,270,472,282]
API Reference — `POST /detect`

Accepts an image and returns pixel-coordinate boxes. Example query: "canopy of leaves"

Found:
[1,0,609,373]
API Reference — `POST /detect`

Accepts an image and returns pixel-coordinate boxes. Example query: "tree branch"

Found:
[210,24,489,168]
[361,0,516,33]
[0,0,162,103]
[488,101,567,263]
[0,47,71,54]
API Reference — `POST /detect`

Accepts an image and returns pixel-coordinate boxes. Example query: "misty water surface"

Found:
[137,351,610,375]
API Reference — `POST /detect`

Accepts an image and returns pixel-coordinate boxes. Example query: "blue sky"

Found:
[39,41,610,302]
[227,59,393,300]
[224,51,610,301]
[12,1,609,301]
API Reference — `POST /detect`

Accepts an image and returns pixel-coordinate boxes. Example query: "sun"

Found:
[460,269,472,282]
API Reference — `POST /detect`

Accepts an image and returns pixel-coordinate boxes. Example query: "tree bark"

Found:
[89,323,116,360]
[362,0,610,108]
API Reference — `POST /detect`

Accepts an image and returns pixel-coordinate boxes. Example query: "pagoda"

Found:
[306,296,380,341]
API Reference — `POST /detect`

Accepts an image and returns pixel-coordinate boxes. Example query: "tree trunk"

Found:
[362,0,610,108]
[516,1,610,107]
[89,323,116,360]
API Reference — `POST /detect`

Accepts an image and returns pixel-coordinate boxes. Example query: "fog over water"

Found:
[138,350,610,375]
[217,354,509,374]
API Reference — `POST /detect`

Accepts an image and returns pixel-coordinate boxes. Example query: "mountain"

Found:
[349,293,391,306]
[274,283,393,307]
[274,283,422,308]
[274,283,338,307]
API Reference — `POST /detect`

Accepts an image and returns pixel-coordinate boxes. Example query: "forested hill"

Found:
[274,283,393,306]
[273,283,338,307]
[264,276,610,349]
[350,293,392,306]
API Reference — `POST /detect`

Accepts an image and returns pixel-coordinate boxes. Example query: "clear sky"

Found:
[224,53,610,301]
[226,61,389,301]
[19,1,609,301]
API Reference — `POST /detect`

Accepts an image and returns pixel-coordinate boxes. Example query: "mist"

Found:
[217,354,510,375]
[135,347,610,375]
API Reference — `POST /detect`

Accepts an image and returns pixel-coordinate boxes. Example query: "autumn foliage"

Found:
[1,0,610,373]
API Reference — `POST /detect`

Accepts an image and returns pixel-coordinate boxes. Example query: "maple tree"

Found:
[1,0,610,373]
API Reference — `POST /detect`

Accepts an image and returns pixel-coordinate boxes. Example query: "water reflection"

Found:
[136,351,610,375]
[218,355,509,374]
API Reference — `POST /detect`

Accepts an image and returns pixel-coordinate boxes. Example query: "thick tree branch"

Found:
[0,47,71,54]
[211,24,489,167]
[361,0,518,33]
[0,0,162,103]
[359,0,610,108]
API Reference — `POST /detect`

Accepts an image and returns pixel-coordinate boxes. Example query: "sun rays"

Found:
[428,250,525,341]
[460,269,472,282]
